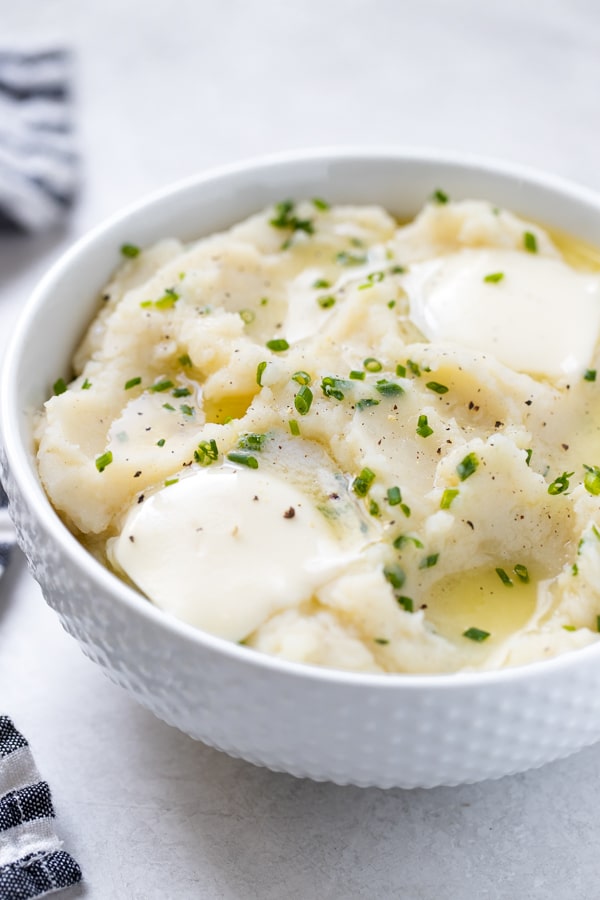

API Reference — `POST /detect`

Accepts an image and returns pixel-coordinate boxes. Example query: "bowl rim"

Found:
[4,144,600,691]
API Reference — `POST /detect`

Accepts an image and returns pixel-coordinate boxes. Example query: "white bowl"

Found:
[3,148,600,789]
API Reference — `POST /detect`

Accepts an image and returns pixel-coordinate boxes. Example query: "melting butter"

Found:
[405,249,600,377]
[109,465,366,641]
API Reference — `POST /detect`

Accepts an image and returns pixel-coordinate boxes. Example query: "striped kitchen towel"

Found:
[0,717,82,898]
[0,48,78,233]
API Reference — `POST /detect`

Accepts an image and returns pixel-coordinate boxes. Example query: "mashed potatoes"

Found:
[36,196,600,673]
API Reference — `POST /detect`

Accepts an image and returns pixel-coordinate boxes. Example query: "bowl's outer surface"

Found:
[4,148,600,788]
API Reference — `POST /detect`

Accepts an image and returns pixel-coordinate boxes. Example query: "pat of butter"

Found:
[405,249,600,377]
[109,466,358,641]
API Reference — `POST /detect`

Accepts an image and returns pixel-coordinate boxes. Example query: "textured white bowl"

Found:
[3,148,600,789]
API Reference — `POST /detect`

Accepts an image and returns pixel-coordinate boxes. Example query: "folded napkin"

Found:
[0,48,78,233]
[0,718,82,898]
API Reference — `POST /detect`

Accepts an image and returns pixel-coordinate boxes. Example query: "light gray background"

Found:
[2,1,600,898]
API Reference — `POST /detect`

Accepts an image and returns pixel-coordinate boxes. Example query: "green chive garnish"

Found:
[384,565,406,590]
[363,357,382,372]
[120,243,140,258]
[266,338,289,352]
[256,361,267,386]
[125,376,142,390]
[81,378,92,390]
[95,450,113,473]
[194,439,219,465]
[387,486,402,506]
[583,465,600,496]
[393,534,424,550]
[312,197,329,211]
[496,567,513,586]
[374,637,389,645]
[237,433,266,452]
[356,398,380,411]
[375,380,404,397]
[317,295,336,309]
[292,371,311,385]
[397,596,414,612]
[349,370,365,380]
[457,452,479,481]
[523,231,538,253]
[440,488,459,509]
[548,471,574,495]
[239,309,255,324]
[294,385,313,415]
[313,278,330,289]
[416,414,433,438]
[227,451,259,469]
[483,272,504,284]
[584,369,597,382]
[180,404,194,416]
[463,627,490,642]
[419,553,439,569]
[179,354,192,367]
[150,379,174,393]
[172,387,191,398]
[352,467,376,497]
[53,378,67,396]
[425,381,448,394]
[157,438,166,447]
[514,564,529,583]
[289,419,300,436]
[431,189,449,204]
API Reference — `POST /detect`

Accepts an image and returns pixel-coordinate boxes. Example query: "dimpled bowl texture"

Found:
[3,149,600,789]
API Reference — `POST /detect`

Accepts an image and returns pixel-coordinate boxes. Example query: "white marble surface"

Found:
[2,1,600,897]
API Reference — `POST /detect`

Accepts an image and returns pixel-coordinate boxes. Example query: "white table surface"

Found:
[2,1,600,897]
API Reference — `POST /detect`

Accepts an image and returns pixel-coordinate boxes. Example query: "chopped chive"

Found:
[374,637,389,645]
[597,615,600,633]
[523,231,538,253]
[440,488,459,509]
[81,378,92,390]
[583,465,600,496]
[369,498,380,517]
[260,297,268,306]
[154,288,180,309]
[336,250,367,266]
[312,197,329,211]
[178,353,192,367]
[396,364,406,378]
[384,565,406,590]
[317,295,336,308]
[180,404,194,416]
[400,503,411,518]
[125,376,142,390]
[416,414,433,438]
[358,271,385,290]
[463,627,490,642]
[406,359,421,377]
[292,371,312,385]
[375,379,404,397]
[548,471,574,495]
[289,419,300,436]
[162,402,175,411]
[356,398,380,411]
[227,450,259,469]
[140,300,153,308]
[194,439,219,465]
[238,433,267,452]
[95,450,113,473]
[150,379,174,393]
[483,272,504,284]
[425,381,449,394]
[178,271,186,280]
[387,300,396,309]
[496,567,513,587]
[172,387,191,397]
[584,369,597,382]
[525,448,533,466]
[363,357,382,372]
[457,452,479,480]
[313,278,331,289]
[397,596,414,612]
[321,376,349,401]
[270,200,314,239]
[514,564,529,583]
[387,486,402,506]
[389,265,406,274]
[53,378,67,396]
[393,534,424,550]
[156,438,166,447]
[120,243,140,258]
[431,189,449,204]
[239,309,255,324]
[266,338,289,352]
[294,384,313,415]
[563,625,576,632]
[256,361,267,386]
[164,478,179,487]
[352,467,376,497]
[349,370,365,380]
[419,553,439,569]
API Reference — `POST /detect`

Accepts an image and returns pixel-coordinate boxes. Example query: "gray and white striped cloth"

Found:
[0,48,78,232]
[0,48,81,898]
[0,718,82,898]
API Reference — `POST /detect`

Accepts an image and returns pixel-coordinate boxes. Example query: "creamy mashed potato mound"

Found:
[36,196,600,673]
